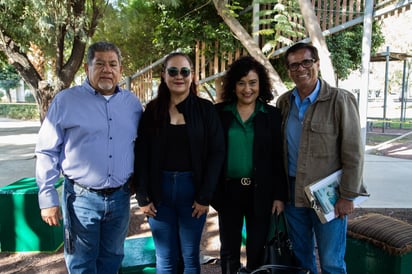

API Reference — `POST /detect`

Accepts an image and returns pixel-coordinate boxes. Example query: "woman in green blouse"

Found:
[212,56,287,274]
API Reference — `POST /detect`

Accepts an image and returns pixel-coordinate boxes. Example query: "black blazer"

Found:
[134,93,225,207]
[212,101,287,217]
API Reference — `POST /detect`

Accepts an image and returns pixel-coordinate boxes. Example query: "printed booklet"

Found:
[304,170,369,223]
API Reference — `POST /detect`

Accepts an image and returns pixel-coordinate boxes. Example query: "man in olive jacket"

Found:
[276,42,368,274]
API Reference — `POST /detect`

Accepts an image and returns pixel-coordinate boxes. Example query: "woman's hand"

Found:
[192,201,209,218]
[140,202,157,217]
[272,200,284,215]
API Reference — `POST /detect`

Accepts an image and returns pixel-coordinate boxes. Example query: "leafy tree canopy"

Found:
[0,0,106,120]
[93,0,160,75]
[96,0,251,73]
[152,0,248,56]
[327,22,385,80]
[0,63,20,89]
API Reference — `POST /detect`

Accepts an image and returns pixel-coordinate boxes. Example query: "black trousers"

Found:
[218,182,271,274]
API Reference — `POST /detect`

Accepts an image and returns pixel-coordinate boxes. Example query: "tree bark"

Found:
[298,0,336,86]
[212,0,287,96]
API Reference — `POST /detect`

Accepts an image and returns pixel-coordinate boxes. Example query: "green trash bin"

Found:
[345,213,412,274]
[0,177,64,252]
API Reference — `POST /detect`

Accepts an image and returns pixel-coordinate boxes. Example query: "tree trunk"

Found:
[5,88,12,103]
[35,81,57,121]
[212,0,287,97]
[0,31,88,122]
[298,0,336,86]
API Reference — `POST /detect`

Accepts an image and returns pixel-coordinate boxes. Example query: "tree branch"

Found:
[212,0,287,96]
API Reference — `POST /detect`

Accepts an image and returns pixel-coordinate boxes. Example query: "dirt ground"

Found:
[1,128,411,274]
[0,205,223,274]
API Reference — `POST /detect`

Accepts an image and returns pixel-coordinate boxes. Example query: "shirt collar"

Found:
[224,99,266,113]
[291,79,320,104]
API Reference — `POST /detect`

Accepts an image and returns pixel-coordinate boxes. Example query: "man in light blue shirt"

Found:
[277,43,367,274]
[36,41,143,273]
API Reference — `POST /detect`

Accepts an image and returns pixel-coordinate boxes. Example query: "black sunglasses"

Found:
[166,67,191,78]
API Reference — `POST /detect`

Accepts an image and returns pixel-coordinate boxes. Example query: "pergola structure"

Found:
[371,47,412,131]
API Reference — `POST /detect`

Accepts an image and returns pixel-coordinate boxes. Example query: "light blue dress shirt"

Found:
[35,80,143,209]
[286,79,320,176]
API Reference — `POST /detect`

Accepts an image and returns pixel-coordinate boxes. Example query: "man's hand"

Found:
[335,198,354,219]
[41,206,62,226]
[192,201,209,219]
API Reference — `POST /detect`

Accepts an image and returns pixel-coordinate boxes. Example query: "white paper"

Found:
[304,170,369,223]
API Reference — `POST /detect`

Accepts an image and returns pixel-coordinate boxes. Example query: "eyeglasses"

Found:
[287,59,316,71]
[166,67,191,78]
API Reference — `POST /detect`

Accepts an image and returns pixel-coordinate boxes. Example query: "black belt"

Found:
[67,178,122,195]
[226,177,253,186]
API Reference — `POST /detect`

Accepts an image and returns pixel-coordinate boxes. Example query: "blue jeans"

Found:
[62,178,130,274]
[148,171,206,274]
[284,204,347,274]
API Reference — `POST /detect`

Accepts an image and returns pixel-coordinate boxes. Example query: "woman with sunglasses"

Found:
[133,52,225,273]
[212,56,287,273]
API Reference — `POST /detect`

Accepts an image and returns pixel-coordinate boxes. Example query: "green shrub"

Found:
[0,103,39,120]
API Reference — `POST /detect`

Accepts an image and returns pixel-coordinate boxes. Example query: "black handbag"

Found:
[260,212,309,274]
[251,264,309,274]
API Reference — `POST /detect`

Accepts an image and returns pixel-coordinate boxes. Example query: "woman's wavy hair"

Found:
[146,52,197,126]
[221,56,274,103]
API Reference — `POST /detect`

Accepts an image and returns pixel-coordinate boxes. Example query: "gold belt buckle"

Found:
[241,177,252,186]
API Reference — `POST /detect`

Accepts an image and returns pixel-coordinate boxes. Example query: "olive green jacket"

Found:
[276,79,368,207]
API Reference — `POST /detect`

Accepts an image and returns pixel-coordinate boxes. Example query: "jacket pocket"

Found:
[309,122,338,157]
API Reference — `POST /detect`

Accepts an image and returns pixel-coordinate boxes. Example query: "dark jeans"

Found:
[148,171,206,274]
[218,182,271,274]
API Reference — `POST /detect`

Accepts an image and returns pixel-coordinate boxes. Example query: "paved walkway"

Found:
[1,117,411,208]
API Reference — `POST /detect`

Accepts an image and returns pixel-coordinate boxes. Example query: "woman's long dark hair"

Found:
[147,52,197,127]
[221,56,274,103]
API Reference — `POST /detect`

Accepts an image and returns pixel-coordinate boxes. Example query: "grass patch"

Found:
[366,133,397,146]
[368,119,412,130]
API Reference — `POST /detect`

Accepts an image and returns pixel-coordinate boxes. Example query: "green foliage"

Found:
[152,0,247,58]
[253,0,305,58]
[327,22,385,80]
[93,0,160,75]
[0,1,36,52]
[225,1,244,18]
[0,64,20,91]
[0,0,100,66]
[0,103,39,120]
